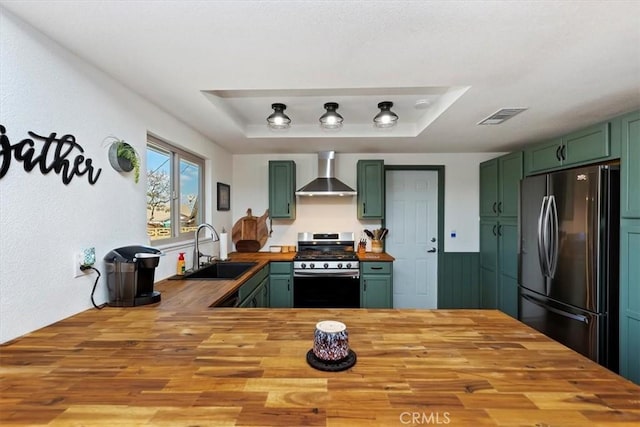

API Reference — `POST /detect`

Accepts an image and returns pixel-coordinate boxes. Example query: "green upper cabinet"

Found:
[357,160,384,219]
[499,153,523,217]
[526,137,564,174]
[479,160,499,217]
[621,111,640,219]
[269,160,296,219]
[525,121,619,175]
[479,152,523,218]
[563,123,611,165]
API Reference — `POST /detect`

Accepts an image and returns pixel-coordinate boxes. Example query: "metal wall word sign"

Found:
[0,124,102,185]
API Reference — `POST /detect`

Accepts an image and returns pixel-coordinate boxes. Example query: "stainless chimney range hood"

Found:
[295,151,357,197]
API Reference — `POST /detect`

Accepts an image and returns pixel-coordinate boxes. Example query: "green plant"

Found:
[116,141,140,183]
[106,136,140,183]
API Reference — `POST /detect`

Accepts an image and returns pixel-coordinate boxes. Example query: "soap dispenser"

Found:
[177,252,186,275]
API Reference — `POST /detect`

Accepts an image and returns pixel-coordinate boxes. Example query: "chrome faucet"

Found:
[193,223,220,270]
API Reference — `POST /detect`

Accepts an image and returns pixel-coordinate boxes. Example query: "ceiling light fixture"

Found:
[319,102,344,129]
[373,101,398,128]
[266,103,291,129]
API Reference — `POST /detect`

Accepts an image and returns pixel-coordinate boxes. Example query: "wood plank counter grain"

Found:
[1,309,638,426]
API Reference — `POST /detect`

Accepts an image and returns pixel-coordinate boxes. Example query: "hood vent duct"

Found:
[295,151,357,197]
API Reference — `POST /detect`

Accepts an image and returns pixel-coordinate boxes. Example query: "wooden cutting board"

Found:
[232,208,269,251]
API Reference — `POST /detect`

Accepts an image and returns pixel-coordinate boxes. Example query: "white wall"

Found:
[233,152,501,253]
[0,9,232,343]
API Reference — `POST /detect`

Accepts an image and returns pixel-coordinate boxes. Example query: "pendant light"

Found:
[373,101,398,128]
[319,102,344,129]
[266,103,291,129]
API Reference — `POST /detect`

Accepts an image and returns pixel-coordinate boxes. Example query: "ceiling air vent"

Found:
[477,108,528,125]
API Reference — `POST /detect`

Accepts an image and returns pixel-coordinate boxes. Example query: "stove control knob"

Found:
[346,263,352,269]
[337,263,343,269]
[310,263,315,269]
[324,263,329,269]
[301,263,306,269]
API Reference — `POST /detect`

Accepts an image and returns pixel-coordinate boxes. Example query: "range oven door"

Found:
[293,272,360,308]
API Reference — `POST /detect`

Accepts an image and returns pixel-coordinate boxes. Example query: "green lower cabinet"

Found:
[239,278,268,308]
[498,274,518,319]
[480,267,497,309]
[361,276,392,308]
[438,253,480,309]
[479,218,518,318]
[497,219,519,318]
[620,219,640,384]
[269,262,293,308]
[258,279,269,307]
[360,262,393,308]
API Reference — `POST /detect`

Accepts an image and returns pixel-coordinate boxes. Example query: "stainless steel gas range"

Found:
[292,232,360,308]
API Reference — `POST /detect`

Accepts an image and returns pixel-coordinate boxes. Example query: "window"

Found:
[146,134,204,243]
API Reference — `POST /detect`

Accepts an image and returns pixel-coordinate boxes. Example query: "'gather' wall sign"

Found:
[0,124,102,185]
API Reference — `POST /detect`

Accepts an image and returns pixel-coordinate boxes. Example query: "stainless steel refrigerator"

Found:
[518,164,619,372]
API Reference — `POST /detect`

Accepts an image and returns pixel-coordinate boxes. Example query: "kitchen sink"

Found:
[183,262,257,280]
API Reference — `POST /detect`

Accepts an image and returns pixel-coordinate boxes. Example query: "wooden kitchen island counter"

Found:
[1,309,639,426]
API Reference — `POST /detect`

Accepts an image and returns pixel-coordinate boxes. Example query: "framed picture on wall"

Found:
[217,182,230,211]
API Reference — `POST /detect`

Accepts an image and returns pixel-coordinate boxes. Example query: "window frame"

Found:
[147,134,205,245]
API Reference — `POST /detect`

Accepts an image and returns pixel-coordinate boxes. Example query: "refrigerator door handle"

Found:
[548,195,559,278]
[522,293,589,324]
[537,195,550,277]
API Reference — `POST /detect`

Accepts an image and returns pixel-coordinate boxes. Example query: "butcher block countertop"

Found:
[155,251,393,311]
[1,309,638,426]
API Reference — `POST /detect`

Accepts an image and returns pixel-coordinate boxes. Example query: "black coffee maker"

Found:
[104,245,162,306]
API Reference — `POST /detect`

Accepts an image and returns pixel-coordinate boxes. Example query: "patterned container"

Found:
[313,320,349,361]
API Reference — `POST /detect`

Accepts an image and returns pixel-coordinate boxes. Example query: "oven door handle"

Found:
[294,271,360,278]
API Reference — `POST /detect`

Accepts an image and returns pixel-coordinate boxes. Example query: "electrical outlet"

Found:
[73,252,85,277]
[73,247,96,278]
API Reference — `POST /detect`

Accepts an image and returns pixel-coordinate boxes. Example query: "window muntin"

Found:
[146,135,204,243]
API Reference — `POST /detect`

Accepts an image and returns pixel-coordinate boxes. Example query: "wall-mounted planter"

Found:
[107,138,140,183]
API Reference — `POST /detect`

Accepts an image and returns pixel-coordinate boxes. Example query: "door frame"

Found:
[383,165,445,308]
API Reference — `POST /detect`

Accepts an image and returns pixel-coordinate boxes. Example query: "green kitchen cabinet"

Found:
[497,219,519,318]
[525,138,564,174]
[479,218,498,270]
[360,262,393,308]
[479,159,499,217]
[269,262,293,308]
[357,160,384,219]
[620,219,640,384]
[619,110,640,385]
[269,160,296,219]
[238,264,269,307]
[525,122,617,175]
[479,152,522,317]
[621,111,640,218]
[479,217,519,317]
[480,267,498,309]
[479,152,522,218]
[239,275,269,308]
[238,265,269,304]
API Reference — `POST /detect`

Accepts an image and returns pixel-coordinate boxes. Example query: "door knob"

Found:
[427,248,437,253]
[430,237,436,242]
